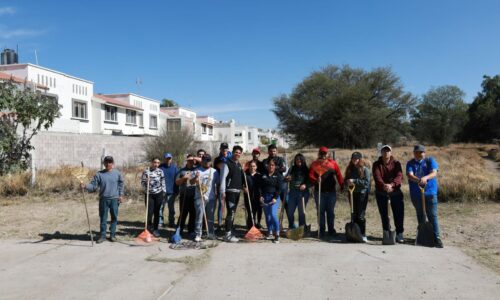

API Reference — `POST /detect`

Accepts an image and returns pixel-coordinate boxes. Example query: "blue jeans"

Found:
[216,193,223,227]
[159,193,177,226]
[194,196,216,236]
[263,193,281,235]
[99,198,119,238]
[287,189,309,228]
[314,191,337,234]
[411,194,440,238]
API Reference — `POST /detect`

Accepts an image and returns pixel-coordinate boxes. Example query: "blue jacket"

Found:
[159,162,179,194]
[406,157,439,198]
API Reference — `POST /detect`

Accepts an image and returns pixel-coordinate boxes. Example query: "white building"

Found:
[195,116,216,141]
[0,63,94,133]
[213,119,260,152]
[161,107,197,134]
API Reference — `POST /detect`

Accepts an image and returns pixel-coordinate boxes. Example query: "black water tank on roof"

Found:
[1,49,19,65]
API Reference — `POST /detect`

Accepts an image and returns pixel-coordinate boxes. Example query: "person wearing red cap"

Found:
[309,146,344,237]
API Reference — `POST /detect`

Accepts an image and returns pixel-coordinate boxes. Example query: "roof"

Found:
[93,94,143,111]
[0,71,49,90]
[0,63,93,84]
[102,93,160,104]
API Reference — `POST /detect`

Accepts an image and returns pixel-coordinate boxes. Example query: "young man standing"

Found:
[406,144,443,248]
[159,153,179,228]
[175,154,197,237]
[372,145,405,243]
[141,158,166,238]
[309,147,344,237]
[82,156,124,244]
[220,145,246,242]
[191,154,219,241]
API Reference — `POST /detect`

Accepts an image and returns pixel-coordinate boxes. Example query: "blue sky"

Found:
[1,1,499,129]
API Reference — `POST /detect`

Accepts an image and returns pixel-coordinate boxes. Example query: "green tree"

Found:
[411,86,468,146]
[0,79,61,175]
[160,98,178,107]
[272,65,416,148]
[462,75,500,142]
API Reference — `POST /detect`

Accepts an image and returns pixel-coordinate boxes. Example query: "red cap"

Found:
[319,146,329,153]
[252,148,261,154]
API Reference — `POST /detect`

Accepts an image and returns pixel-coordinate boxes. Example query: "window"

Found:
[150,103,158,112]
[104,105,117,122]
[126,109,137,125]
[149,115,158,129]
[202,124,207,134]
[208,125,213,135]
[138,113,144,127]
[248,132,252,140]
[235,133,242,137]
[49,77,52,87]
[37,74,40,84]
[72,100,87,119]
[167,119,181,131]
[54,78,56,88]
[72,84,75,93]
[134,100,143,108]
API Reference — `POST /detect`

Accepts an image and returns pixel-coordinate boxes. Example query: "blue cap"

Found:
[164,153,173,159]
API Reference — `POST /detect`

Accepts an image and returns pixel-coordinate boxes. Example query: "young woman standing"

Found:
[259,158,283,243]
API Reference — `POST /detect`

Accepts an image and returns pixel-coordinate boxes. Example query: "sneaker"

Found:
[273,236,280,244]
[256,223,263,229]
[362,236,368,243]
[194,235,202,242]
[96,236,106,244]
[168,222,176,228]
[206,233,216,240]
[328,229,337,237]
[152,230,161,238]
[266,234,275,240]
[109,236,117,242]
[396,233,404,243]
[435,237,444,248]
[224,233,239,243]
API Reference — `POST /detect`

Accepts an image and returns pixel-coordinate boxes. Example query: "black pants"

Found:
[145,192,163,231]
[352,192,369,235]
[375,191,404,234]
[225,191,241,233]
[179,190,196,234]
[244,192,262,229]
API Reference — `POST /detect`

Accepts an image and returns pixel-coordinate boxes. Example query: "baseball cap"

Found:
[164,152,173,159]
[220,142,229,150]
[319,146,329,153]
[252,148,261,154]
[202,154,212,162]
[381,145,392,151]
[351,151,363,159]
[414,144,426,152]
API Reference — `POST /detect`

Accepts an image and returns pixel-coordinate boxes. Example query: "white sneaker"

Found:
[266,234,275,240]
[194,235,202,242]
[224,233,239,243]
[362,236,368,243]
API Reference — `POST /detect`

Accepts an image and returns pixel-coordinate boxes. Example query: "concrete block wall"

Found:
[31,132,152,170]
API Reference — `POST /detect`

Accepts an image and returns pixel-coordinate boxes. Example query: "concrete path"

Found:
[0,239,499,300]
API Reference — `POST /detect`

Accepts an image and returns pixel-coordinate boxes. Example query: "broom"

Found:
[243,173,263,241]
[74,162,93,246]
[170,189,186,244]
[136,169,157,243]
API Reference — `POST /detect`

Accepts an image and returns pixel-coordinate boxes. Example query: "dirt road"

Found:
[1,239,499,300]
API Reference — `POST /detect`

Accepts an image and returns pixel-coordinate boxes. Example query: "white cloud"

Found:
[0,7,15,15]
[0,27,46,39]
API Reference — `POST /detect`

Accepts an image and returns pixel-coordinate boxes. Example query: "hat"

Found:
[220,142,229,150]
[351,152,363,159]
[413,144,426,152]
[381,145,392,151]
[319,146,329,153]
[103,156,114,163]
[252,148,261,154]
[164,152,173,159]
[202,154,212,163]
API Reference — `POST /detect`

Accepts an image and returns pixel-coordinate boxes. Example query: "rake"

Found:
[243,173,263,241]
[72,162,93,246]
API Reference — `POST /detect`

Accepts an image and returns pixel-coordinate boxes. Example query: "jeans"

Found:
[159,193,177,226]
[224,191,241,234]
[216,193,224,227]
[99,198,119,238]
[281,182,289,225]
[411,194,440,238]
[375,191,404,234]
[194,195,215,236]
[352,192,369,235]
[287,189,309,228]
[263,193,281,235]
[145,192,163,231]
[314,191,337,234]
[179,190,196,234]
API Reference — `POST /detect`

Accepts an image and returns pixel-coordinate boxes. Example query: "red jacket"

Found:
[309,159,344,193]
[372,156,403,193]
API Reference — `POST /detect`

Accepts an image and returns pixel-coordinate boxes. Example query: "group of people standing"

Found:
[83,143,443,248]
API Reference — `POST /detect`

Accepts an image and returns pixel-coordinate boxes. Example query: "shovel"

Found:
[416,184,435,247]
[345,185,363,243]
[382,197,396,245]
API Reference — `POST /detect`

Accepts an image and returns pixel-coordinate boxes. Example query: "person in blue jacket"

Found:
[159,152,179,228]
[406,144,443,248]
